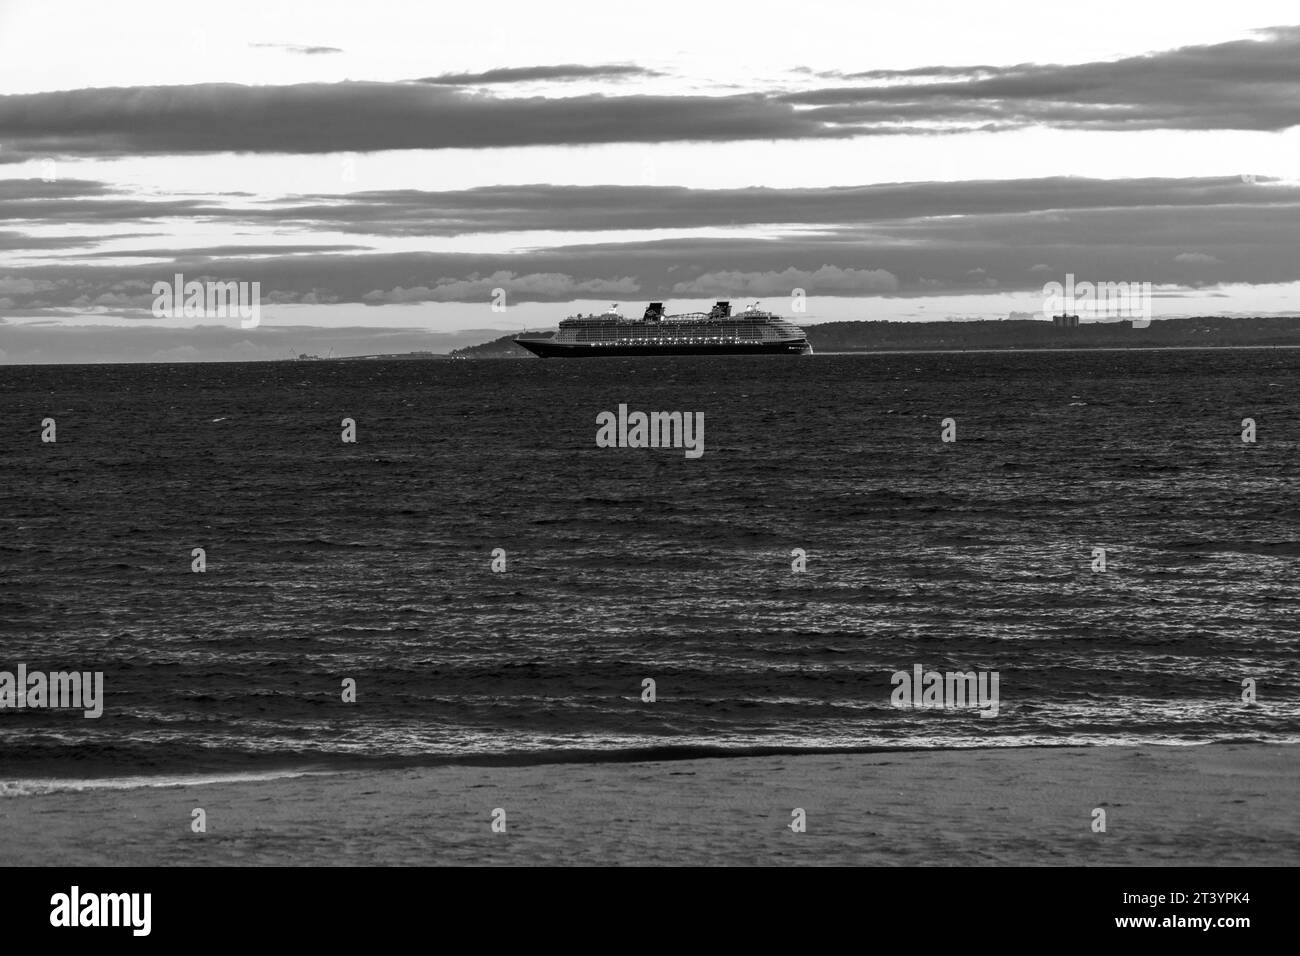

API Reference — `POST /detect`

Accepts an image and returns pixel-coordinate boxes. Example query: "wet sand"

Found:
[2,744,1296,866]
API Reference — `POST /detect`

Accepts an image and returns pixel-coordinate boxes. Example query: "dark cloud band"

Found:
[1,27,1297,162]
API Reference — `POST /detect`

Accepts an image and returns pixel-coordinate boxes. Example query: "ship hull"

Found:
[515,338,812,357]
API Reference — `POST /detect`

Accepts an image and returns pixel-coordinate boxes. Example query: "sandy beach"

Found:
[2,743,1296,866]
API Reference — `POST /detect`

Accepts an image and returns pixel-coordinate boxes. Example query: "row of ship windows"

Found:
[565,335,779,344]
[562,326,802,335]
[562,322,782,331]
[566,337,775,344]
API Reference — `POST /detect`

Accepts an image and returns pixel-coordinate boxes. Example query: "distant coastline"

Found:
[450,315,1300,358]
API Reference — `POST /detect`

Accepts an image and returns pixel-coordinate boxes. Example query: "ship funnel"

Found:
[708,300,731,319]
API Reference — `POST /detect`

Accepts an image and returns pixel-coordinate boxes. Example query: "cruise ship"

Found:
[514,301,812,357]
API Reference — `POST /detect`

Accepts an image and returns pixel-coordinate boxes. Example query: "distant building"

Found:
[1052,314,1080,328]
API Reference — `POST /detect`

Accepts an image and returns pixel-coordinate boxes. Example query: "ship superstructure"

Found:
[515,301,812,357]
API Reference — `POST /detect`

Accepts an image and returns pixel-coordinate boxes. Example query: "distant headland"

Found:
[450,315,1300,358]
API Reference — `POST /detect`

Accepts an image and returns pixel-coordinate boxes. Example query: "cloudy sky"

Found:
[2,0,1299,362]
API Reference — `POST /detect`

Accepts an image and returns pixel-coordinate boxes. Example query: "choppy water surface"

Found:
[1,349,1297,778]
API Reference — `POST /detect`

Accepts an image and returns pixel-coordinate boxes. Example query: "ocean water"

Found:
[2,349,1298,782]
